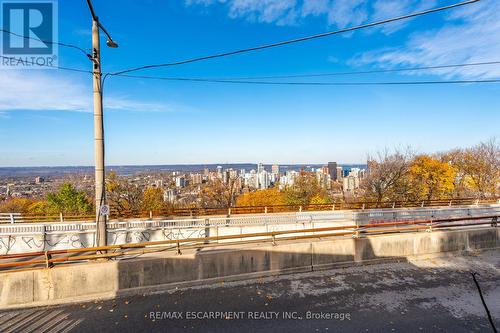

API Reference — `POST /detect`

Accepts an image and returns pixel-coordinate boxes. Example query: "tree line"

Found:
[362,139,499,204]
[0,139,498,215]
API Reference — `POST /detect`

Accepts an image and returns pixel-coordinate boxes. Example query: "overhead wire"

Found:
[0,28,90,57]
[110,0,481,76]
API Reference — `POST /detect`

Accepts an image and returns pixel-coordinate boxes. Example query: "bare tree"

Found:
[362,147,414,206]
[106,171,143,215]
[199,177,240,208]
[448,138,500,198]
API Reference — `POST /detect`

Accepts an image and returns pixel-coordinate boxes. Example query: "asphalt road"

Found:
[1,250,499,333]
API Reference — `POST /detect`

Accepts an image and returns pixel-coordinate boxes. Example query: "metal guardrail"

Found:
[0,214,498,272]
[0,213,22,224]
[2,197,499,223]
[1,206,498,236]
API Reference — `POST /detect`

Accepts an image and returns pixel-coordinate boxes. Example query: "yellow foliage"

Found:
[0,198,34,213]
[309,194,331,205]
[27,201,55,215]
[408,155,456,200]
[141,187,164,211]
[236,189,285,207]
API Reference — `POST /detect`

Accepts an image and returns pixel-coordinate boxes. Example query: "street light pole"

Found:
[87,0,118,248]
[91,17,106,247]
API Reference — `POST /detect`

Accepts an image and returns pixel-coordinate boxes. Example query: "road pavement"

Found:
[1,250,499,333]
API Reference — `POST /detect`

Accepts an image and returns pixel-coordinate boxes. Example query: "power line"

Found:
[111,0,481,76]
[0,29,89,57]
[207,60,500,80]
[0,55,92,74]
[111,60,500,82]
[112,73,500,86]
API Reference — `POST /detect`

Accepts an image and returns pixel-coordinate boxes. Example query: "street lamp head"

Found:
[106,39,119,48]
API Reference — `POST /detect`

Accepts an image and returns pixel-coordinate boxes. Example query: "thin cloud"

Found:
[0,70,178,113]
[186,0,431,33]
[351,0,500,79]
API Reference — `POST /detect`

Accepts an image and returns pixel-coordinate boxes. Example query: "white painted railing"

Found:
[0,205,498,255]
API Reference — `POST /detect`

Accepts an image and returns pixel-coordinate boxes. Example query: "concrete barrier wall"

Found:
[0,227,498,309]
[1,205,498,255]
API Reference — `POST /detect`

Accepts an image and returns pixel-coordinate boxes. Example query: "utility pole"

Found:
[87,0,118,248]
[92,17,106,247]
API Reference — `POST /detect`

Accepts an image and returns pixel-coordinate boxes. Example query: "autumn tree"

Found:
[26,200,55,215]
[407,155,456,201]
[282,174,331,206]
[0,198,34,213]
[46,183,93,214]
[106,171,143,215]
[236,188,285,206]
[362,148,413,205]
[199,178,240,208]
[141,187,165,211]
[446,139,500,198]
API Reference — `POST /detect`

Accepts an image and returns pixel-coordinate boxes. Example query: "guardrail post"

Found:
[44,251,53,268]
[299,206,302,212]
[427,220,433,232]
[421,201,424,208]
[332,203,335,211]
[392,202,395,209]
[272,233,276,246]
[9,213,14,224]
[491,217,498,228]
[59,212,64,223]
[149,211,153,220]
[475,199,479,206]
[228,208,231,217]
[353,225,360,238]
[42,225,47,252]
[449,200,452,207]
[176,241,182,255]
[264,206,268,214]
[362,204,365,210]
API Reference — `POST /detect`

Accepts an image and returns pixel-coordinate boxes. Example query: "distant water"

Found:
[0,164,367,177]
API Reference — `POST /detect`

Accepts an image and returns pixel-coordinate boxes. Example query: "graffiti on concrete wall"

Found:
[0,233,94,255]
[0,236,16,254]
[161,228,206,241]
[109,230,152,245]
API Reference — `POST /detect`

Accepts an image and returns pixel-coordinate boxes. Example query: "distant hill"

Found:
[0,164,367,177]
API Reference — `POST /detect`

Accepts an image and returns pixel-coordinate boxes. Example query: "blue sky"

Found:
[0,0,499,166]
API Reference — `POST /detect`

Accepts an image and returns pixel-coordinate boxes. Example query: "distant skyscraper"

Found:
[343,175,359,192]
[258,171,270,189]
[328,162,338,181]
[191,174,202,185]
[257,163,264,174]
[222,170,230,184]
[175,177,186,188]
[336,167,343,181]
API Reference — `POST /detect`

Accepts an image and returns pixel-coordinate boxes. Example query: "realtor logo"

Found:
[1,0,58,68]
